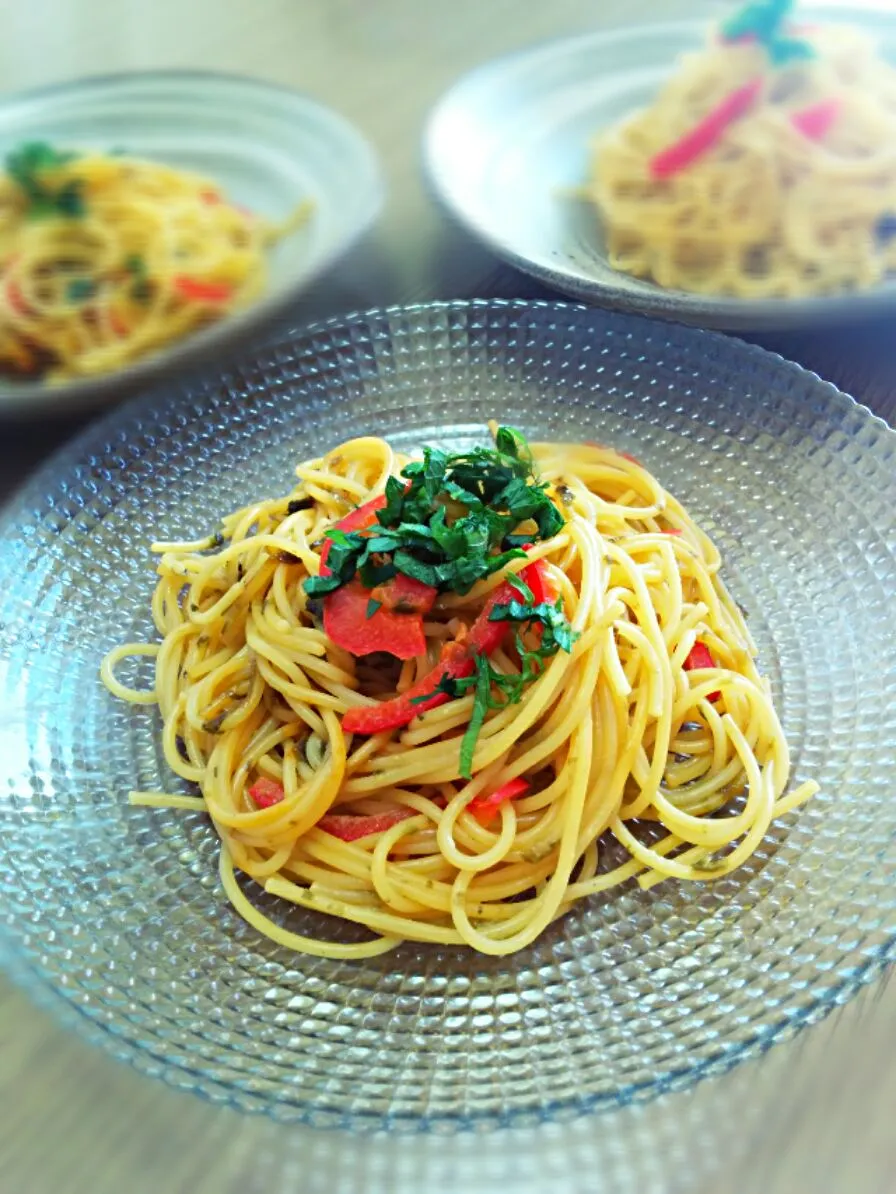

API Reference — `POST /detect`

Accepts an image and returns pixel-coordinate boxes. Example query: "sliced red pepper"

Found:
[315,808,416,841]
[317,493,437,661]
[249,776,417,839]
[341,558,552,735]
[318,495,388,570]
[661,528,683,536]
[200,188,221,205]
[324,580,431,659]
[468,777,530,825]
[249,776,285,808]
[173,276,234,304]
[109,307,130,338]
[5,278,29,317]
[342,637,472,735]
[683,641,721,702]
[372,570,436,616]
[650,78,762,180]
[791,98,840,141]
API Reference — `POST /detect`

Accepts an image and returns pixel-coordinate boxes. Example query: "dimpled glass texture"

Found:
[1,300,895,1133]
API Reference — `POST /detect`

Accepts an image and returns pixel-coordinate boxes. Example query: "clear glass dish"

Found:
[0,300,894,1132]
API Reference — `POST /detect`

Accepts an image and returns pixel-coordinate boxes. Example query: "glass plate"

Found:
[0,299,894,1132]
[424,5,896,331]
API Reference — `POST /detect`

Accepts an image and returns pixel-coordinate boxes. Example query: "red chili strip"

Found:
[649,78,763,180]
[683,641,721,702]
[791,98,841,141]
[341,558,554,736]
[467,777,530,825]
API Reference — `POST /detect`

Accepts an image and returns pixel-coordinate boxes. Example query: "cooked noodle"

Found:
[102,431,816,958]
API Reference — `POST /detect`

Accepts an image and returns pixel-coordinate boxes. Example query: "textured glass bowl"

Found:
[0,300,894,1131]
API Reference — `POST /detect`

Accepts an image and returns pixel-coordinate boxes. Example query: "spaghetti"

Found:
[0,142,311,381]
[102,426,816,959]
[586,1,896,297]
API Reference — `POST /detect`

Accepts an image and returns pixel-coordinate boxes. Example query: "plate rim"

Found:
[0,68,385,417]
[422,10,896,331]
[2,296,893,532]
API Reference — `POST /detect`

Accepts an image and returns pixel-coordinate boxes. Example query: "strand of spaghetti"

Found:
[100,643,159,703]
[219,846,399,959]
[129,791,206,810]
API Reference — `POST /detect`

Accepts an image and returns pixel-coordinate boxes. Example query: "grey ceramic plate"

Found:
[0,71,383,415]
[0,300,894,1142]
[424,5,896,330]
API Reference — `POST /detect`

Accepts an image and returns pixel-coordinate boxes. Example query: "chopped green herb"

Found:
[122,254,151,303]
[458,655,492,778]
[66,278,95,302]
[488,597,578,655]
[719,0,814,67]
[506,572,535,603]
[410,587,577,777]
[6,142,85,219]
[303,425,565,605]
[124,254,147,277]
[366,598,383,619]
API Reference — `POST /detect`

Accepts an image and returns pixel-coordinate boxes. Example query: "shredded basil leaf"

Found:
[6,142,85,219]
[506,572,535,603]
[459,656,492,779]
[302,425,564,606]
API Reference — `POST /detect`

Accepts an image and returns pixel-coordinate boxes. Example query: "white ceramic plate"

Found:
[0,71,384,415]
[424,5,896,331]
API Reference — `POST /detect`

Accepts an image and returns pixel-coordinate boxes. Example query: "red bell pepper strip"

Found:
[467,777,530,825]
[249,776,287,808]
[661,528,682,536]
[173,276,234,303]
[318,495,387,568]
[317,493,437,661]
[323,579,433,659]
[649,78,763,180]
[249,776,418,839]
[109,307,130,338]
[343,638,473,735]
[683,641,721,702]
[249,776,420,840]
[315,808,417,841]
[5,277,29,317]
[200,188,221,205]
[341,558,553,736]
[791,98,840,141]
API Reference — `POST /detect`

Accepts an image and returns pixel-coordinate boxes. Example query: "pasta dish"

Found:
[586,0,896,297]
[0,142,310,381]
[102,425,816,958]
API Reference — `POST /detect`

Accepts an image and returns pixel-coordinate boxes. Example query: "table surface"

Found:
[1,2,894,1192]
